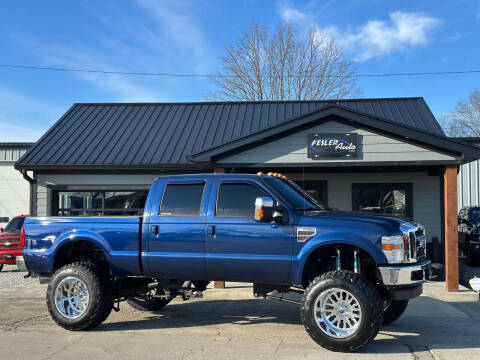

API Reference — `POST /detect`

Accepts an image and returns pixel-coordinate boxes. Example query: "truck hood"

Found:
[297,210,416,234]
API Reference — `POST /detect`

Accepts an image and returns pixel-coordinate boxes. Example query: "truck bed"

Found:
[23,216,142,275]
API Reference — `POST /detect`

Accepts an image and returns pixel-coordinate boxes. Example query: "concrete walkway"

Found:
[0,271,479,360]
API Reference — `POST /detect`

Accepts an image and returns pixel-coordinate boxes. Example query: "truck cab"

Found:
[20,173,430,352]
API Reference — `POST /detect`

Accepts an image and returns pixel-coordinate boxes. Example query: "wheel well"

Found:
[53,240,110,273]
[301,244,381,288]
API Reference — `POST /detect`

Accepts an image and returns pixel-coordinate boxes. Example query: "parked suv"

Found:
[458,206,480,266]
[0,215,28,271]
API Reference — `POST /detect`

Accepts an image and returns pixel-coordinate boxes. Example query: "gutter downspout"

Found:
[20,169,37,217]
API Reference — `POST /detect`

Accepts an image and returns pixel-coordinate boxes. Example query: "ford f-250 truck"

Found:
[19,173,430,352]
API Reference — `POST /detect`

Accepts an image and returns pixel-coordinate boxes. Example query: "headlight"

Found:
[381,234,406,264]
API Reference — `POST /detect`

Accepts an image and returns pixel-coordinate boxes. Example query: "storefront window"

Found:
[352,183,413,218]
[55,190,148,216]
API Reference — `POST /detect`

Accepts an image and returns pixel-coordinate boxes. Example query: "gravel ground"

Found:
[0,264,28,289]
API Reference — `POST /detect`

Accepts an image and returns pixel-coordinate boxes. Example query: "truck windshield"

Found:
[262,177,329,211]
[4,217,25,232]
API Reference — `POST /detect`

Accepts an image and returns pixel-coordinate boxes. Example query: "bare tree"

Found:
[441,88,480,137]
[209,22,360,101]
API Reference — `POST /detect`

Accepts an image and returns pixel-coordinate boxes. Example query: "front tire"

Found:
[301,270,383,352]
[46,262,113,330]
[383,299,408,325]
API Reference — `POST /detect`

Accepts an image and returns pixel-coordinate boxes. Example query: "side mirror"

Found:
[255,197,274,222]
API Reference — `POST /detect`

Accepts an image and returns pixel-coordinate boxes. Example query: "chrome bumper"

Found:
[379,260,431,286]
[16,256,27,272]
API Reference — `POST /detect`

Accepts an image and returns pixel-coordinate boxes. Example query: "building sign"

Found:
[307,133,358,159]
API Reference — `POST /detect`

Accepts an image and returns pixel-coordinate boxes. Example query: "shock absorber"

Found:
[336,248,341,270]
[353,249,360,274]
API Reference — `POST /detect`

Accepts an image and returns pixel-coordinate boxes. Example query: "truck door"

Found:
[146,180,209,279]
[205,180,294,283]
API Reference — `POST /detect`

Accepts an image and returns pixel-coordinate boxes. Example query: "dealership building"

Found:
[13,98,480,290]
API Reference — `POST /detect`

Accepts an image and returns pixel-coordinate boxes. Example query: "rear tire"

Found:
[301,270,383,353]
[127,288,173,311]
[383,299,408,326]
[46,262,113,330]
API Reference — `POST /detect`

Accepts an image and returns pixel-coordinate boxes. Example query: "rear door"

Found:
[146,179,210,279]
[205,180,294,283]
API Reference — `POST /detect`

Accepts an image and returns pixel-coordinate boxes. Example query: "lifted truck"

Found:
[20,173,430,352]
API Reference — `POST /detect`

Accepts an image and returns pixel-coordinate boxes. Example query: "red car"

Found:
[0,215,28,271]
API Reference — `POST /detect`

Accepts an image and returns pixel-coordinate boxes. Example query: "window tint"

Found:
[159,184,204,217]
[262,177,327,210]
[4,217,26,232]
[216,183,267,218]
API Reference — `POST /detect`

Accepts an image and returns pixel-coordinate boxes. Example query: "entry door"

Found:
[147,181,208,279]
[205,181,294,283]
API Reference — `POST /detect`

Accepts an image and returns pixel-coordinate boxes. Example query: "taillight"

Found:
[20,226,26,248]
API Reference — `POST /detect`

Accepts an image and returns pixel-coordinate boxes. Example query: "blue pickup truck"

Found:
[19,173,430,352]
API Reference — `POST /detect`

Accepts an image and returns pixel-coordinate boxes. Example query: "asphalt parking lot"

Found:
[1,264,479,360]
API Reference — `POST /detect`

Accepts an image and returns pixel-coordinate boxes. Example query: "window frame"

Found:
[158,182,206,218]
[215,182,269,219]
[352,182,413,218]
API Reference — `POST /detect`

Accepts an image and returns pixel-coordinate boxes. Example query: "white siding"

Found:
[0,164,30,226]
[219,121,455,164]
[288,172,441,243]
[458,159,480,209]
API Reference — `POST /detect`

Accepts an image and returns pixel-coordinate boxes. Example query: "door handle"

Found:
[207,225,215,236]
[151,225,159,237]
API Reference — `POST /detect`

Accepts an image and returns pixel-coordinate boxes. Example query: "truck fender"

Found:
[291,232,387,285]
[50,229,113,264]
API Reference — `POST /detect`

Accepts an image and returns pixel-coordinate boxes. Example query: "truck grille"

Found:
[409,227,426,262]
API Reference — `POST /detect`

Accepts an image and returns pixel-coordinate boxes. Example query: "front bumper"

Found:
[15,256,28,272]
[379,260,431,286]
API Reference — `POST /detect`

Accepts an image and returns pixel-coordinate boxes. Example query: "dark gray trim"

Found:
[45,184,151,191]
[15,163,208,172]
[30,173,37,217]
[214,160,463,168]
[0,142,34,148]
[47,188,52,216]
[189,105,480,163]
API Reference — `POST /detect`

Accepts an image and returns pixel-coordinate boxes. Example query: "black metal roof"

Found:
[16,98,448,170]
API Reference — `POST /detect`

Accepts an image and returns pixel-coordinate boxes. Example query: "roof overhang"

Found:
[188,104,480,165]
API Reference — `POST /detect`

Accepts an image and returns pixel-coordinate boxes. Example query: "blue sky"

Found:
[0,0,479,141]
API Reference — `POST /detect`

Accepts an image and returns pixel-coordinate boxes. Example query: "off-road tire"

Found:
[46,262,114,330]
[127,288,173,311]
[301,270,383,352]
[383,299,408,326]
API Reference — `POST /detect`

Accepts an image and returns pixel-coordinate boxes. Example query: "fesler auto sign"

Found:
[307,133,358,159]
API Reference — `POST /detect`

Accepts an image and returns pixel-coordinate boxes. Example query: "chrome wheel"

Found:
[54,276,90,319]
[314,288,362,338]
